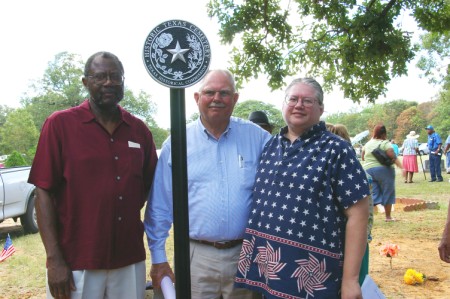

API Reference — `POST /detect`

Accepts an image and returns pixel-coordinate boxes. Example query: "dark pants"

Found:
[429,153,443,181]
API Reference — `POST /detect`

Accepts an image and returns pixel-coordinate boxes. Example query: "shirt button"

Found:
[116,176,121,180]
[119,196,123,200]
[110,138,114,142]
[115,156,119,160]
[118,217,122,221]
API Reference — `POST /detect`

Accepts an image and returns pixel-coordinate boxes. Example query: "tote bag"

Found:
[371,141,393,167]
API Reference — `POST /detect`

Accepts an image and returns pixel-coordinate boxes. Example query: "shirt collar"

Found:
[79,99,131,126]
[196,117,232,140]
[279,121,325,141]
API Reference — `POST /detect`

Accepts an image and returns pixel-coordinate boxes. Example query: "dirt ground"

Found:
[369,205,450,299]
[2,205,450,299]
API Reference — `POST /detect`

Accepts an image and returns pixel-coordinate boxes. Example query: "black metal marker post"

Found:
[143,20,211,299]
[169,88,191,297]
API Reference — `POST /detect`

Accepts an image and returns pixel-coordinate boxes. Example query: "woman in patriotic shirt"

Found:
[235,78,370,299]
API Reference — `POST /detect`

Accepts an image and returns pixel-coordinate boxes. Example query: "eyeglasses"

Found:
[87,72,124,85]
[284,96,318,108]
[201,89,233,99]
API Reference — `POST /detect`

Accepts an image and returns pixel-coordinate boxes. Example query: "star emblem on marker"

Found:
[167,41,189,63]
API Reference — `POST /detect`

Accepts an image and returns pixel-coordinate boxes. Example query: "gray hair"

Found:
[197,69,237,92]
[285,78,324,106]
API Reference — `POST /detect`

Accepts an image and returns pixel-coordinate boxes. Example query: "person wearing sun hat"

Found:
[248,110,274,133]
[426,125,443,182]
[401,131,420,183]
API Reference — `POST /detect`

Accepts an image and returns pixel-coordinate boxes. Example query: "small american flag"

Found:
[0,234,16,262]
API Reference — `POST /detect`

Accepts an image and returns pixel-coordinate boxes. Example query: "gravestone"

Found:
[423,159,445,173]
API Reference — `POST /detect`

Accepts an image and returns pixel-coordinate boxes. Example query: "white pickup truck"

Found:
[0,166,38,234]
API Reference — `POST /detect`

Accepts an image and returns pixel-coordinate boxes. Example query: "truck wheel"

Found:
[21,195,39,234]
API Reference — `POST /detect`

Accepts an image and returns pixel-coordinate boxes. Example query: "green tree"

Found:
[0,105,14,149]
[187,112,200,123]
[21,52,86,129]
[20,52,162,135]
[395,106,427,143]
[0,109,39,156]
[149,126,170,149]
[0,105,14,127]
[417,31,450,84]
[122,90,158,126]
[324,110,371,137]
[208,0,450,102]
[233,100,284,134]
[382,100,417,135]
[417,100,438,123]
[431,74,450,134]
[4,150,28,167]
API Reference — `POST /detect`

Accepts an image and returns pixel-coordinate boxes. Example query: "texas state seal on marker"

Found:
[143,20,211,88]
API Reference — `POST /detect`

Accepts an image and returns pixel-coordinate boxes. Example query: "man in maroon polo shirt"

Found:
[28,51,158,299]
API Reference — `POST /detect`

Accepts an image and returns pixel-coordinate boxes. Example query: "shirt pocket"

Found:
[238,159,257,190]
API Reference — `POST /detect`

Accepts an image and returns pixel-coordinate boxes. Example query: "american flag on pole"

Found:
[0,234,16,262]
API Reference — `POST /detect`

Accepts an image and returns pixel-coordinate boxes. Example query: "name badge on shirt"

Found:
[128,141,141,148]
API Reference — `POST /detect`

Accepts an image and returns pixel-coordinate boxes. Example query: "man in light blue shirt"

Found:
[144,70,271,298]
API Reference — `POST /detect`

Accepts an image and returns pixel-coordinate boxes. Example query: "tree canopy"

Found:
[208,0,450,103]
[417,30,450,84]
[20,52,160,132]
[4,150,27,167]
[0,109,38,156]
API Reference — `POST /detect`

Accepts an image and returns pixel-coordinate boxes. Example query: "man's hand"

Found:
[47,257,75,299]
[439,230,450,263]
[150,262,175,289]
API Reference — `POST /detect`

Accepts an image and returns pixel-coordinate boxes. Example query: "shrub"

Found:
[4,150,28,167]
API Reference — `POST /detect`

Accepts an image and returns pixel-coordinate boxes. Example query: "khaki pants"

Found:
[46,261,146,299]
[152,241,260,299]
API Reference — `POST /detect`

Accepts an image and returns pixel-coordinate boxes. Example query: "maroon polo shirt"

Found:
[29,100,157,270]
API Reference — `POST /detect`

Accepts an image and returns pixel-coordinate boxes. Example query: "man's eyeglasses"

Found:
[284,96,318,108]
[87,73,124,85]
[201,90,233,99]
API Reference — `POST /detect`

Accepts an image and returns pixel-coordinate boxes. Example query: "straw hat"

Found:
[406,131,419,139]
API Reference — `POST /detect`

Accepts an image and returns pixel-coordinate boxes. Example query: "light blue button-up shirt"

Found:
[144,117,271,263]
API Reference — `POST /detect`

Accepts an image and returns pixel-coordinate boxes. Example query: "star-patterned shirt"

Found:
[235,121,370,298]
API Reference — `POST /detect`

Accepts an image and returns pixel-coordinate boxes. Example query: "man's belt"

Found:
[190,239,243,249]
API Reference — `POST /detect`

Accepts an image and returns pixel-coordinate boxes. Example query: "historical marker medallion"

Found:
[143,20,211,88]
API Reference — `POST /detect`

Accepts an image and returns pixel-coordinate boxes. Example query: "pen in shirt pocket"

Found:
[238,154,244,168]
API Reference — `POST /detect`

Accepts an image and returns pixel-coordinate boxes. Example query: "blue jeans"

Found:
[429,153,443,181]
[366,166,395,205]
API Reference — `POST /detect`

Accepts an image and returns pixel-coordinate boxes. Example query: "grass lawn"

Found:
[0,158,449,298]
